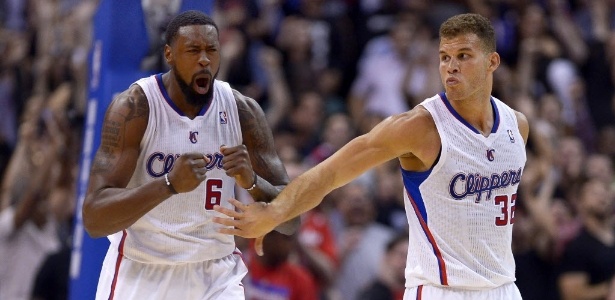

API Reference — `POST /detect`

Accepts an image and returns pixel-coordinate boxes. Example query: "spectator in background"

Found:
[358,233,408,300]
[513,151,560,300]
[284,157,340,300]
[347,11,415,127]
[558,178,615,300]
[277,91,325,157]
[331,181,395,300]
[584,154,615,188]
[553,136,587,201]
[304,112,355,167]
[31,156,77,300]
[258,46,292,131]
[244,231,319,300]
[0,95,67,300]
[140,0,181,72]
[373,161,407,232]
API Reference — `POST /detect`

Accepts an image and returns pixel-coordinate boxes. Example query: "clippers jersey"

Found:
[402,93,526,290]
[106,74,242,264]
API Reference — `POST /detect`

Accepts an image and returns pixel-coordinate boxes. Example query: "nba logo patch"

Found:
[219,111,228,124]
[507,130,515,143]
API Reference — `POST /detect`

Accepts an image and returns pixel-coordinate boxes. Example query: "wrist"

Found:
[245,173,257,191]
[164,173,178,194]
[268,200,287,225]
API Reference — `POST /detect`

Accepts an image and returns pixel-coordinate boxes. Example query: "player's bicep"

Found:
[321,120,406,188]
[323,109,435,186]
[89,89,149,191]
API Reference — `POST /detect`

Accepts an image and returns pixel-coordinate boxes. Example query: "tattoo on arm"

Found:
[125,95,149,121]
[91,92,149,175]
[92,118,122,174]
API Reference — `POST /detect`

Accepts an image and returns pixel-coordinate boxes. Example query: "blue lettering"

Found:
[448,168,523,203]
[450,173,467,199]
[147,151,225,178]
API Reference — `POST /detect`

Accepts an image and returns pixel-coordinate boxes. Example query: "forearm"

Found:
[247,175,299,235]
[270,134,387,223]
[246,174,285,203]
[83,178,173,237]
[270,165,334,224]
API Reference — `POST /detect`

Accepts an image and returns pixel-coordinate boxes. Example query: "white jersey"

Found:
[402,93,526,290]
[106,74,242,264]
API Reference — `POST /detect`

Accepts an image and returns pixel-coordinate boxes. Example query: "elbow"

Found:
[82,201,106,238]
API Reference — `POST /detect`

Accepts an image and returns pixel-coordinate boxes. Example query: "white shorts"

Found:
[95,246,247,300]
[404,282,523,300]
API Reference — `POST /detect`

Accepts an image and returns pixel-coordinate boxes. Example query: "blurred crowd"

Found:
[1,0,615,300]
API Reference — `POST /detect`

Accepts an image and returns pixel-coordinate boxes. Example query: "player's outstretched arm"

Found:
[213,107,434,238]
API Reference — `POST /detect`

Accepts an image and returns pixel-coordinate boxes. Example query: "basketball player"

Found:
[214,13,529,300]
[82,10,296,300]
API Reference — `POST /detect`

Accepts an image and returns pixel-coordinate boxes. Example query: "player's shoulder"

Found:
[513,109,529,143]
[386,105,436,132]
[107,84,149,117]
[230,88,264,116]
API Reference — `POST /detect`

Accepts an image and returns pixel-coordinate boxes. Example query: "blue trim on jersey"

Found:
[401,168,432,222]
[155,73,185,116]
[438,92,500,134]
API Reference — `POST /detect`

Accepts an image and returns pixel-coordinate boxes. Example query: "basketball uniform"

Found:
[401,93,526,299]
[95,74,247,300]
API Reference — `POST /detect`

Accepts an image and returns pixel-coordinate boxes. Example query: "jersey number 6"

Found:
[204,179,223,210]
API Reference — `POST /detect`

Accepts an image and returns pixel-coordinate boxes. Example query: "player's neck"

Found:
[448,94,494,136]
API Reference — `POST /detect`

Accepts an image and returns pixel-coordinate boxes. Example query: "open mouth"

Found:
[194,77,210,94]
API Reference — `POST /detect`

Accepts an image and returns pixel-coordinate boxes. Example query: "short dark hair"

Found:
[165,10,218,45]
[439,13,496,53]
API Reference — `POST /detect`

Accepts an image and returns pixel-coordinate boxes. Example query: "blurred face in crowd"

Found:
[438,33,499,102]
[322,113,354,150]
[585,154,614,185]
[338,183,375,227]
[165,24,219,106]
[579,179,613,222]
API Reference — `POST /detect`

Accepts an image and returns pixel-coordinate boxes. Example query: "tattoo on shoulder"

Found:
[124,92,149,121]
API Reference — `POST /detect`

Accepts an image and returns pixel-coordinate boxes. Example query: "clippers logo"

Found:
[507,130,515,143]
[189,131,198,144]
[146,151,225,177]
[219,111,228,124]
[487,149,495,161]
[449,168,523,203]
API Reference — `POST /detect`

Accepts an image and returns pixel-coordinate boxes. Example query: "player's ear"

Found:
[488,52,500,72]
[164,44,173,65]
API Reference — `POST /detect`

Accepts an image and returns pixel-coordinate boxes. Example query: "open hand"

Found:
[213,199,280,239]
